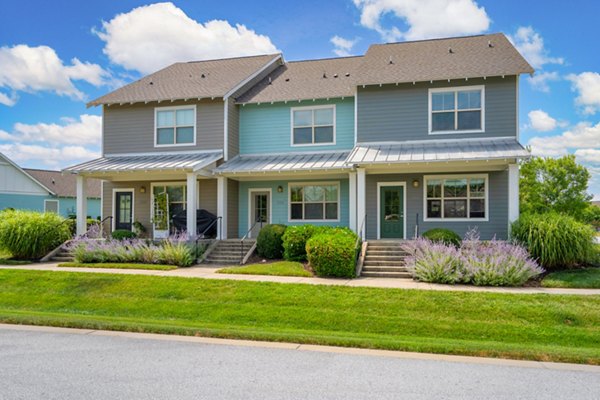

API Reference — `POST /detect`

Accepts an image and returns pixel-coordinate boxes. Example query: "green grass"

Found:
[0,250,30,265]
[542,268,600,289]
[0,270,599,364]
[58,262,177,271]
[217,261,312,277]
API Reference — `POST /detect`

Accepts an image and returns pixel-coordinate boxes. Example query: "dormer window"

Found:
[429,86,484,134]
[155,105,196,147]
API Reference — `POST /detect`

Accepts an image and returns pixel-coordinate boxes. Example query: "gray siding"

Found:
[198,179,218,215]
[227,99,239,159]
[365,170,509,240]
[103,99,224,155]
[357,76,517,142]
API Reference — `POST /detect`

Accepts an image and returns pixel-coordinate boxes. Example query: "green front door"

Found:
[380,185,404,239]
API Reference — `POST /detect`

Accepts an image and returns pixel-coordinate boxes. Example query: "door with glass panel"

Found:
[115,191,133,231]
[379,185,404,239]
[250,192,270,238]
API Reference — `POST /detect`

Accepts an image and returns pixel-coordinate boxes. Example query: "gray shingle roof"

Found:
[236,57,363,104]
[88,54,281,106]
[24,169,101,198]
[214,151,351,174]
[64,151,223,174]
[347,137,530,165]
[357,33,533,86]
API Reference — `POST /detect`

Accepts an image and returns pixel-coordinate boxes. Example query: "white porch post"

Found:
[356,168,366,240]
[217,176,228,239]
[76,175,87,236]
[186,173,198,238]
[348,172,357,232]
[508,163,520,234]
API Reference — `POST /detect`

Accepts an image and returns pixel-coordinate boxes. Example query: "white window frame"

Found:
[423,174,489,222]
[150,182,188,223]
[112,188,135,231]
[287,181,340,222]
[428,85,485,135]
[154,105,197,148]
[290,105,336,147]
[247,188,273,238]
[44,199,59,214]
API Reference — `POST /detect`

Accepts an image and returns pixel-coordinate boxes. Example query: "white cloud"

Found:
[331,36,359,57]
[0,114,101,146]
[528,122,600,157]
[0,44,112,105]
[0,144,100,168]
[352,0,490,42]
[567,72,600,115]
[95,2,278,74]
[527,109,566,132]
[508,26,563,70]
[574,148,600,163]
[527,71,559,93]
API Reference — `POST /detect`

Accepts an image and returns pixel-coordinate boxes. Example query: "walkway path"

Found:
[2,262,600,295]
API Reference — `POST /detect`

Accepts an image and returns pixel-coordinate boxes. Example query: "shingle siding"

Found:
[357,76,516,142]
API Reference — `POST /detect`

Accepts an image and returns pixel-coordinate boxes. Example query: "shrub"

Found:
[422,228,462,247]
[306,233,356,278]
[157,235,194,268]
[256,224,287,259]
[403,238,463,284]
[511,212,595,270]
[0,209,71,259]
[282,225,317,261]
[111,229,137,240]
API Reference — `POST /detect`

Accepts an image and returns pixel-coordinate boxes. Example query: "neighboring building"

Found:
[0,152,101,218]
[65,33,532,241]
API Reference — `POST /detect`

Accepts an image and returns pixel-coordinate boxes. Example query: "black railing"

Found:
[194,216,222,259]
[240,218,263,264]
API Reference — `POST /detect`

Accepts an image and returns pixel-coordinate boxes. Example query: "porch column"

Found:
[76,175,87,236]
[348,171,357,232]
[186,173,198,238]
[217,176,228,239]
[356,168,366,240]
[508,163,520,233]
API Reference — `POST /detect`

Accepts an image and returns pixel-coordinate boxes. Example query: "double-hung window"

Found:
[430,86,484,133]
[155,106,196,146]
[425,175,487,220]
[289,183,339,221]
[291,106,335,146]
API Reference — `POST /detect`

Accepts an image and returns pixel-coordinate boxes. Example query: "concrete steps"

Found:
[50,249,74,263]
[361,240,411,279]
[203,239,255,265]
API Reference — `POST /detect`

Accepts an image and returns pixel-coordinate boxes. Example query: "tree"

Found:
[520,155,592,219]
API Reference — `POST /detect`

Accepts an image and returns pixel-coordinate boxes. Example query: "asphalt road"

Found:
[0,327,598,400]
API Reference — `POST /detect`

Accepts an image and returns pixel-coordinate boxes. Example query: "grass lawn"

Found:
[542,268,600,289]
[0,250,30,265]
[0,270,599,364]
[58,262,177,271]
[217,261,312,277]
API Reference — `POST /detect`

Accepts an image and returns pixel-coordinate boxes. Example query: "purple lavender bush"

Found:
[402,238,463,284]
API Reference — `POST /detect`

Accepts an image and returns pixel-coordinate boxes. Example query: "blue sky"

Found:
[1,0,599,199]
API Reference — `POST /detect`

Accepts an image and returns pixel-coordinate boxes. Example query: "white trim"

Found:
[150,181,187,235]
[356,168,366,240]
[422,174,489,222]
[428,85,485,135]
[223,54,283,99]
[290,104,336,147]
[0,152,55,195]
[186,173,198,237]
[356,136,517,147]
[287,181,341,223]
[44,199,60,213]
[508,164,519,229]
[76,176,88,235]
[348,172,357,232]
[247,188,272,238]
[516,75,520,141]
[376,182,407,240]
[217,176,228,239]
[112,188,135,232]
[100,180,104,221]
[224,98,229,161]
[154,104,197,148]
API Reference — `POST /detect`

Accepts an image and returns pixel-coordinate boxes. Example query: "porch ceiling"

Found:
[347,137,530,166]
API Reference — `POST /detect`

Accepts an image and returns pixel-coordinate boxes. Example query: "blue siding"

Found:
[238,179,350,237]
[239,98,355,155]
[0,193,101,219]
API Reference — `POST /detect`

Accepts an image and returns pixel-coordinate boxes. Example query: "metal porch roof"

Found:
[214,151,351,174]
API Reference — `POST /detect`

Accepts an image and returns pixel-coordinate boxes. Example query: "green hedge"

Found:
[282,225,357,262]
[256,224,287,259]
[306,233,356,278]
[422,228,462,247]
[0,210,71,259]
[511,212,596,270]
[111,229,137,240]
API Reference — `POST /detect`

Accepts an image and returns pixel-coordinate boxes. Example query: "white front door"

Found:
[249,190,270,238]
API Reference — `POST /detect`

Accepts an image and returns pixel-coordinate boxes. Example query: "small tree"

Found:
[520,155,592,219]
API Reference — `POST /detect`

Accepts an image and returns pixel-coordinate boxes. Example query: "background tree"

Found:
[520,155,592,219]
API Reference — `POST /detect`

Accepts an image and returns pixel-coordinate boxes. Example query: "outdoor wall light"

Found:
[140,186,146,193]
[277,185,284,193]
[412,179,420,188]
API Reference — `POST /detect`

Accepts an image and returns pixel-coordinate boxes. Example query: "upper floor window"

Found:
[429,86,484,134]
[291,105,335,146]
[155,106,196,147]
[424,175,488,221]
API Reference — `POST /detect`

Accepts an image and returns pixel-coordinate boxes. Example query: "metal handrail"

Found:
[195,216,222,259]
[354,214,367,275]
[240,217,264,263]
[97,216,113,238]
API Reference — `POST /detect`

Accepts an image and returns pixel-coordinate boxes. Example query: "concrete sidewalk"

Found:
[2,262,600,295]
